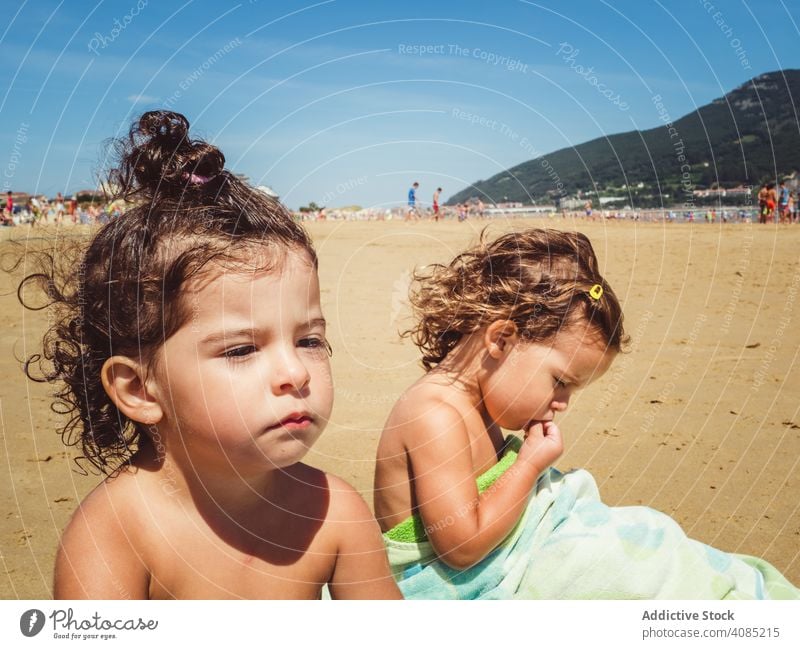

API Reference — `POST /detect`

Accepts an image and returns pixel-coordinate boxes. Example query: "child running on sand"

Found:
[20,111,400,600]
[374,229,799,599]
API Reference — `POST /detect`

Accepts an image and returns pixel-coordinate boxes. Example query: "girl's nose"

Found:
[272,349,311,394]
[551,395,570,412]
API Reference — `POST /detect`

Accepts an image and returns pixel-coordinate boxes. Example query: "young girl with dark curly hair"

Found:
[20,111,399,600]
[374,229,798,599]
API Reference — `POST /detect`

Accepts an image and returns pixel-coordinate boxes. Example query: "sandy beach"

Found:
[1,217,799,599]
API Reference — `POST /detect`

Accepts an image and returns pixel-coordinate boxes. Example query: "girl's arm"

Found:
[54,487,149,599]
[327,476,402,599]
[405,403,561,570]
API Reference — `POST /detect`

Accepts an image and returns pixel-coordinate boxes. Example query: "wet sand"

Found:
[2,217,799,598]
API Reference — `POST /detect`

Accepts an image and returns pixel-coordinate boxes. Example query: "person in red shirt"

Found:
[3,191,13,225]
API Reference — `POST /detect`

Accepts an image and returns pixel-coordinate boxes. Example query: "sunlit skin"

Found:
[54,250,400,599]
[151,254,334,482]
[374,320,616,570]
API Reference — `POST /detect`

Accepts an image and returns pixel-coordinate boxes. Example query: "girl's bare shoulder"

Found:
[66,465,169,546]
[382,374,473,449]
[281,465,379,554]
[73,466,149,518]
[55,467,157,598]
[279,463,366,522]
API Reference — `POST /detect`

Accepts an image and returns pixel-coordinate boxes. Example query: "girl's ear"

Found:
[484,320,519,359]
[100,356,164,426]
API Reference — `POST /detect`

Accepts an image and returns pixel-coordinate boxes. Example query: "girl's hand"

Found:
[519,421,563,470]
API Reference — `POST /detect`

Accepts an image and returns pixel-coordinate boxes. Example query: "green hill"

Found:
[447,70,800,206]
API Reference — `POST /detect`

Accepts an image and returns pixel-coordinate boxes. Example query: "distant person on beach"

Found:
[30,196,45,225]
[766,183,777,223]
[54,192,65,224]
[3,191,13,225]
[88,203,101,224]
[19,111,400,600]
[778,181,790,223]
[374,229,800,599]
[406,181,419,221]
[432,187,441,221]
[68,196,78,224]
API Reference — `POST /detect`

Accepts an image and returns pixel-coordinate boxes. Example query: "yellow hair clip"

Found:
[589,284,604,300]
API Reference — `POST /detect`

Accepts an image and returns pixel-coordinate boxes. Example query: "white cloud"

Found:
[127,94,159,104]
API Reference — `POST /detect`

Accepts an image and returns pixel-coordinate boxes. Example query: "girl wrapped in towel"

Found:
[373,229,799,600]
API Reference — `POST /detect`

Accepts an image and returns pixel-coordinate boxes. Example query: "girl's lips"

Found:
[272,414,312,430]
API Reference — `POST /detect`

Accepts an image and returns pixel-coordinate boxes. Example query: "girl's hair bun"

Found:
[108,110,226,201]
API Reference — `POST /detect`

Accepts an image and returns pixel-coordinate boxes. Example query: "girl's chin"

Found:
[256,436,316,468]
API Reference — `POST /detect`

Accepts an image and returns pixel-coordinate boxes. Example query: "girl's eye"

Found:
[224,345,256,359]
[554,377,568,389]
[298,337,333,357]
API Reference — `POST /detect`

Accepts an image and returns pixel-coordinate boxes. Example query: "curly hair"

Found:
[406,228,627,370]
[17,110,315,476]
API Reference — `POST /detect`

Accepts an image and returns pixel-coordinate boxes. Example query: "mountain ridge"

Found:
[447,70,800,206]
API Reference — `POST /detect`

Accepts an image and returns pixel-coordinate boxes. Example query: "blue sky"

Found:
[2,0,800,209]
